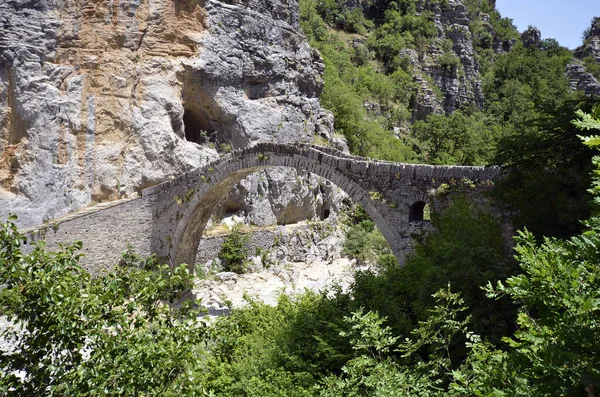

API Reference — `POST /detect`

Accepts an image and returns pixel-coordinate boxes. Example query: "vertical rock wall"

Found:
[0,0,333,228]
[411,0,484,119]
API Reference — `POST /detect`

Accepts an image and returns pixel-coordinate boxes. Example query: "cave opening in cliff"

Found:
[182,107,215,145]
[179,67,236,150]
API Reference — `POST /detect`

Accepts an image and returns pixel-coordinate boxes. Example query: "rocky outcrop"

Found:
[521,26,541,48]
[194,257,357,312]
[565,62,600,96]
[213,168,345,227]
[0,0,333,227]
[196,220,346,268]
[190,0,332,148]
[575,17,600,62]
[569,17,600,96]
[411,0,484,119]
[193,0,336,227]
[0,0,213,226]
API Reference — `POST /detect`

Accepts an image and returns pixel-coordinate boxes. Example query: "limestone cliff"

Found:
[569,17,600,96]
[411,0,484,119]
[565,62,600,96]
[576,17,600,63]
[0,0,332,227]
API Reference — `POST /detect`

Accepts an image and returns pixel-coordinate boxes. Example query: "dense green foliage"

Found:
[353,197,517,346]
[3,109,599,394]
[298,0,521,166]
[412,110,500,165]
[3,0,600,393]
[0,218,207,395]
[4,168,600,394]
[583,55,600,80]
[341,204,391,264]
[300,0,419,162]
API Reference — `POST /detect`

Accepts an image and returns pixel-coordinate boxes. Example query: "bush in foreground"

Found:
[0,220,207,396]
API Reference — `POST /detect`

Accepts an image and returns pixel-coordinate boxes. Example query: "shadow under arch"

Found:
[166,145,397,269]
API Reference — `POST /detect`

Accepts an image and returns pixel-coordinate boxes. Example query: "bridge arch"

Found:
[161,144,396,267]
[136,143,500,269]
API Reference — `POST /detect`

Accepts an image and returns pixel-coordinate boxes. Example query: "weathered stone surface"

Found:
[0,0,216,227]
[0,0,333,228]
[192,0,329,148]
[575,17,600,62]
[214,168,344,226]
[565,62,600,96]
[570,17,600,96]
[521,26,541,48]
[412,0,484,118]
[197,221,345,269]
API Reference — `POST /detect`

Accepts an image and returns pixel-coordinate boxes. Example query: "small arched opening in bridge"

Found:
[409,201,430,223]
[162,146,404,268]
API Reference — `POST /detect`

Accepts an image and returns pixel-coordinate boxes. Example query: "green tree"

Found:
[477,106,600,395]
[350,196,516,348]
[219,224,250,273]
[0,220,207,395]
[412,110,501,165]
[494,96,599,239]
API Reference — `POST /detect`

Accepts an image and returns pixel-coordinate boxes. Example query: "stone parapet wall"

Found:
[22,197,155,274]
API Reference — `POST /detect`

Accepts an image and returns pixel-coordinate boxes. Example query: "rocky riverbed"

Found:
[193,257,362,314]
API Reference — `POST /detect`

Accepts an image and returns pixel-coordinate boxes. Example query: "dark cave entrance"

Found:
[182,107,215,145]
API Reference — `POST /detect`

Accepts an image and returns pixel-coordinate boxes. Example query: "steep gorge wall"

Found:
[411,0,484,119]
[569,17,600,96]
[0,0,333,227]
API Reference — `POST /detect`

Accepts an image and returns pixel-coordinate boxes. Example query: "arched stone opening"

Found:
[170,166,264,267]
[409,201,430,222]
[167,151,398,269]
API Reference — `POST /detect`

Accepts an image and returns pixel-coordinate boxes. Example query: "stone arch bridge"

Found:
[23,143,500,273]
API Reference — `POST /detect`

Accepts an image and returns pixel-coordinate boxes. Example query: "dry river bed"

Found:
[193,257,364,315]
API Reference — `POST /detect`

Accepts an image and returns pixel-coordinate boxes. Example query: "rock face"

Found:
[575,17,600,62]
[569,17,600,96]
[196,221,346,268]
[521,26,541,48]
[565,62,600,96]
[411,0,484,119]
[0,0,333,227]
[213,169,344,226]
[189,0,332,148]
